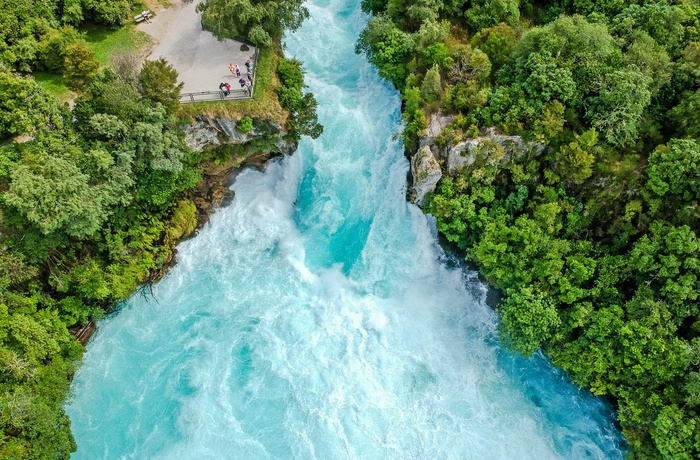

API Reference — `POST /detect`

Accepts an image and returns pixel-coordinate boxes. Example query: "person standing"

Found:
[245,58,252,71]
[245,79,252,96]
[234,64,241,77]
[229,63,235,75]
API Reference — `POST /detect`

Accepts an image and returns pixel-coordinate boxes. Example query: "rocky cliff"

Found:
[409,112,546,207]
[182,115,298,221]
[183,115,297,155]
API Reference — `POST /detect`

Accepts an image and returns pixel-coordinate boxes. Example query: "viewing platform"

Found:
[137,1,257,103]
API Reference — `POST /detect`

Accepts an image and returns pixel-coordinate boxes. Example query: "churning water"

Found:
[66,0,626,458]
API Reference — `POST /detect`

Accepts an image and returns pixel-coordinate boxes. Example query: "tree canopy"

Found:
[198,0,309,46]
[357,0,700,456]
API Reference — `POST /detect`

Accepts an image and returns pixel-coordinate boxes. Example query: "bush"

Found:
[237,116,253,133]
[276,58,322,140]
[63,44,99,91]
[38,26,85,73]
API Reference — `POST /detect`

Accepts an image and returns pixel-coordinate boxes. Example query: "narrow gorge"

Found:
[66,0,627,458]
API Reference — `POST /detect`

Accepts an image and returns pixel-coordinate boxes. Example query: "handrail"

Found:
[179,89,250,103]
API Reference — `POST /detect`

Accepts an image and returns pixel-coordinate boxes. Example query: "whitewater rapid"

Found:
[66,0,626,458]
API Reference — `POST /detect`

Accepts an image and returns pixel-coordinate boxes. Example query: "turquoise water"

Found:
[66,1,626,458]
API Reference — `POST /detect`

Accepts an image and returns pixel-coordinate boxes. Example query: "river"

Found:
[66,0,626,458]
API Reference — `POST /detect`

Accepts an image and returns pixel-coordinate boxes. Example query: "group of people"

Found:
[141,10,152,23]
[218,82,232,96]
[227,58,254,96]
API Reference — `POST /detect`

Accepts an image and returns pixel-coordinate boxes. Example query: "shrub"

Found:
[237,116,253,133]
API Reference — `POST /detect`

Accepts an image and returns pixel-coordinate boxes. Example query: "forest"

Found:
[0,0,319,458]
[356,0,700,458]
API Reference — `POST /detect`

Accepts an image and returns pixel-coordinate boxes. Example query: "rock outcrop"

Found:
[409,112,546,207]
[183,115,297,155]
[442,127,546,174]
[419,113,454,148]
[410,146,442,207]
[181,115,297,223]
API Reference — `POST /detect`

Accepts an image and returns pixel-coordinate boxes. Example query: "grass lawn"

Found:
[33,23,152,101]
[33,72,75,102]
[83,23,152,66]
[178,44,287,125]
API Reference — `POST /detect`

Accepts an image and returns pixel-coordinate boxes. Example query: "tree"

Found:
[38,25,85,73]
[651,405,700,460]
[670,89,700,139]
[405,0,443,26]
[447,44,473,83]
[510,15,621,96]
[423,42,452,69]
[414,19,451,50]
[61,0,84,24]
[515,52,577,104]
[0,71,65,139]
[4,154,106,237]
[623,31,672,95]
[646,139,700,202]
[499,286,561,356]
[356,15,413,88]
[533,100,566,140]
[588,66,651,147]
[464,0,520,32]
[139,58,184,113]
[63,43,99,91]
[420,64,442,101]
[81,0,131,26]
[474,22,519,71]
[552,129,597,185]
[612,2,689,57]
[197,0,309,46]
[275,59,322,140]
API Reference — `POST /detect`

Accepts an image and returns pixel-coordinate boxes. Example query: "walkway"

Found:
[137,1,256,102]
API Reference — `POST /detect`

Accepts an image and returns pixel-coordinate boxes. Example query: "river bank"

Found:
[66,1,626,457]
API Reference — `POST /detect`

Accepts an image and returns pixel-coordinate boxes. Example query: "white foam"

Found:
[66,0,625,458]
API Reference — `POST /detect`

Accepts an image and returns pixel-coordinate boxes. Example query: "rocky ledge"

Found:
[182,115,298,223]
[409,112,546,207]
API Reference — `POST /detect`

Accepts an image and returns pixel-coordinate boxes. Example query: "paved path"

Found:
[137,1,256,95]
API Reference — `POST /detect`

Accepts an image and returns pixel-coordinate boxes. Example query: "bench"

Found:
[134,11,152,23]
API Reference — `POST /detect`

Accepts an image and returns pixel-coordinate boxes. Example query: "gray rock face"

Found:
[410,145,442,207]
[409,113,546,207]
[182,115,295,154]
[419,113,455,148]
[444,139,479,173]
[442,127,545,174]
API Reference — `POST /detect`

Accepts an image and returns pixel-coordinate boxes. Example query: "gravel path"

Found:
[137,1,256,94]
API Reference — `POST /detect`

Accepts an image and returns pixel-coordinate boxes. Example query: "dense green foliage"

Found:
[358,0,700,457]
[0,0,135,72]
[276,58,323,140]
[0,1,319,456]
[198,0,309,47]
[0,58,199,457]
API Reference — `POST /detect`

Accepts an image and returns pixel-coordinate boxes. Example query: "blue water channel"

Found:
[66,0,627,458]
